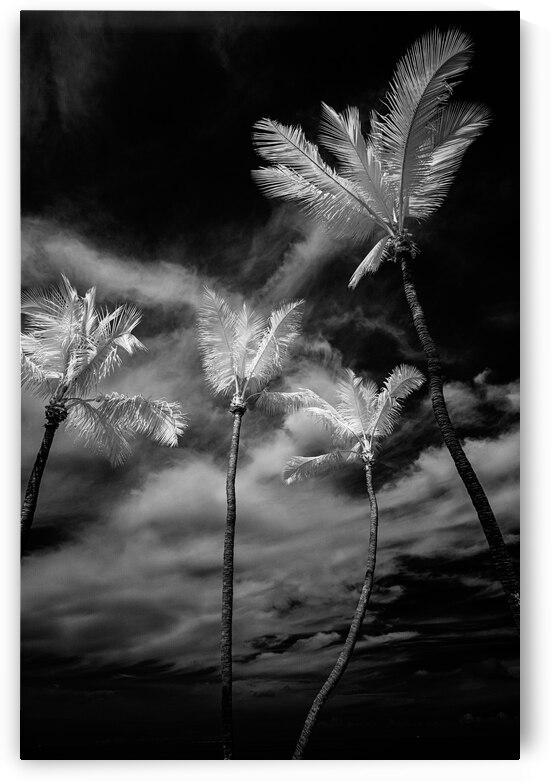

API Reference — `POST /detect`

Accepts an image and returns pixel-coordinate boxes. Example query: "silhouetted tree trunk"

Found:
[221,399,246,759]
[21,401,67,548]
[293,461,379,759]
[400,252,519,631]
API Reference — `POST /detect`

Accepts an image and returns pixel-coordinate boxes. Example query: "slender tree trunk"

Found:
[20,421,59,545]
[292,462,379,760]
[221,404,245,760]
[400,254,519,631]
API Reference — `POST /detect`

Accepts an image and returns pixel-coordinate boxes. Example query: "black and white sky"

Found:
[19,8,520,760]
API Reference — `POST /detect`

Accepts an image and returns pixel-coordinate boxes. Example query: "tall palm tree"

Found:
[20,275,187,543]
[280,364,424,759]
[252,28,519,630]
[196,286,310,759]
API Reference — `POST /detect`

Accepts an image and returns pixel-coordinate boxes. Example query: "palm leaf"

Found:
[252,165,377,244]
[374,28,473,227]
[196,287,238,396]
[335,369,369,437]
[283,450,354,484]
[368,364,425,439]
[302,398,362,447]
[409,101,491,219]
[253,119,380,238]
[95,393,187,447]
[252,388,323,415]
[20,349,58,400]
[232,301,267,381]
[244,299,304,391]
[66,394,186,465]
[65,400,134,466]
[348,236,391,288]
[71,304,146,397]
[318,102,395,228]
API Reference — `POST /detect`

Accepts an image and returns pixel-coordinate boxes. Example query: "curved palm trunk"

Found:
[221,404,245,760]
[292,463,379,760]
[21,418,61,546]
[400,254,519,630]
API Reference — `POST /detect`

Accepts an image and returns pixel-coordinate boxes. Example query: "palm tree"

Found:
[196,286,311,759]
[252,28,519,630]
[20,275,187,544]
[280,364,424,759]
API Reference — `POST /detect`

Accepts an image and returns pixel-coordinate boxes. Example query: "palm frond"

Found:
[232,301,267,380]
[253,119,381,238]
[252,165,377,244]
[382,363,426,400]
[21,274,77,330]
[20,349,58,401]
[302,398,361,447]
[318,102,395,227]
[196,287,238,396]
[244,299,304,391]
[359,377,379,417]
[335,369,369,437]
[283,451,353,484]
[65,400,134,466]
[252,388,323,415]
[368,364,425,439]
[21,277,83,377]
[348,236,391,288]
[66,393,187,465]
[409,101,491,219]
[95,393,187,447]
[374,28,473,227]
[71,303,146,396]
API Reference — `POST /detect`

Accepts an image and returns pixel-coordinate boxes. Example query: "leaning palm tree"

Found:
[196,286,311,759]
[252,28,519,630]
[20,275,187,543]
[281,364,424,759]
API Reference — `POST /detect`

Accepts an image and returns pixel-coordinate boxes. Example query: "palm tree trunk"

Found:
[292,462,379,760]
[400,254,519,631]
[221,404,245,760]
[20,420,59,545]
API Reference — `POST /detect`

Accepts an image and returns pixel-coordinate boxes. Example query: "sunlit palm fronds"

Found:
[252,28,488,281]
[283,451,357,484]
[368,364,425,440]
[20,349,58,401]
[348,236,392,288]
[196,286,239,396]
[197,288,305,405]
[21,275,187,464]
[318,103,395,227]
[65,393,187,465]
[252,119,381,243]
[72,304,146,396]
[283,364,424,481]
[408,101,491,220]
[335,368,375,436]
[253,388,322,416]
[373,28,473,228]
[244,300,304,394]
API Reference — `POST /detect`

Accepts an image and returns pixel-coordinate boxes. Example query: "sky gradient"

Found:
[20,10,519,759]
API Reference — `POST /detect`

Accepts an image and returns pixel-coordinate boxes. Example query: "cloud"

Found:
[21,416,519,685]
[260,222,340,302]
[22,217,206,310]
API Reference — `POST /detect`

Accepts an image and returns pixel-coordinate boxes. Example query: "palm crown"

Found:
[252,28,490,287]
[283,365,424,483]
[197,287,311,410]
[21,275,187,465]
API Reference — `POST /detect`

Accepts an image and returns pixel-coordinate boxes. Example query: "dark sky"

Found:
[20,10,519,759]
